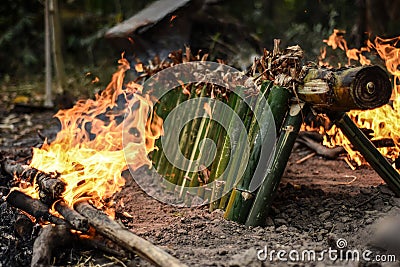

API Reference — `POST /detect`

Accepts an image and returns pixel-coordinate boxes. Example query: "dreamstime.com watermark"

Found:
[257,238,397,263]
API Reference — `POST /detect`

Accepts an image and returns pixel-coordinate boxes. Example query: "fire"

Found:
[321,30,400,167]
[19,56,162,214]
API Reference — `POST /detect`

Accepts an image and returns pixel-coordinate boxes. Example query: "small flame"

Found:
[19,56,163,213]
[320,30,400,167]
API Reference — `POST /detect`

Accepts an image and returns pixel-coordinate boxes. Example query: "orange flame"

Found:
[321,30,400,168]
[20,56,163,213]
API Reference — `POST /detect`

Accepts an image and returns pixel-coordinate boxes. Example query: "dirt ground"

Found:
[1,110,400,266]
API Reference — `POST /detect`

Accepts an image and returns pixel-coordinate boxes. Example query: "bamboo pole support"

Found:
[224,84,291,223]
[245,103,306,226]
[328,112,400,196]
[216,83,271,210]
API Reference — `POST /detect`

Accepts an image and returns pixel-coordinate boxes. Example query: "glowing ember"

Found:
[320,30,400,168]
[19,56,162,214]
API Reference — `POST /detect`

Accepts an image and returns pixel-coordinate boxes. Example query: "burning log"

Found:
[6,190,66,225]
[36,173,66,204]
[296,131,394,160]
[2,160,33,179]
[75,201,187,267]
[2,160,66,204]
[54,201,89,232]
[371,138,395,148]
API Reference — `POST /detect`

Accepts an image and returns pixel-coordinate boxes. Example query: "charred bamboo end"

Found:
[298,66,392,111]
[349,66,392,110]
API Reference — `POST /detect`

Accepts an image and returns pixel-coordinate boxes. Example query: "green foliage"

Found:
[0,0,43,76]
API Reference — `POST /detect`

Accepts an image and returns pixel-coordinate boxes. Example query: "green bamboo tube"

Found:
[224,84,291,223]
[196,121,230,199]
[178,113,211,198]
[188,114,225,189]
[206,94,248,206]
[171,85,211,187]
[152,89,181,168]
[328,112,400,196]
[164,85,207,188]
[216,92,266,210]
[194,93,238,199]
[245,103,306,227]
[156,89,189,176]
[217,82,273,210]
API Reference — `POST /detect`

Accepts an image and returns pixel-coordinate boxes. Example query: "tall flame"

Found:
[321,30,400,167]
[20,56,162,212]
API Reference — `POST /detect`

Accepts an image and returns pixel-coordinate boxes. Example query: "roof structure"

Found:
[105,0,192,38]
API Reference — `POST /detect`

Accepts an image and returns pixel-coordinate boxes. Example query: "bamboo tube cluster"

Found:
[149,43,399,227]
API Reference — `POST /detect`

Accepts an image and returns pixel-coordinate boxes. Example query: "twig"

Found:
[296,152,316,164]
[337,175,358,185]
[344,157,356,171]
[355,192,381,208]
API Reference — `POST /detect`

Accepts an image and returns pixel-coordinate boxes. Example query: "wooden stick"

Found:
[296,136,345,159]
[75,201,187,267]
[6,190,66,225]
[295,152,316,164]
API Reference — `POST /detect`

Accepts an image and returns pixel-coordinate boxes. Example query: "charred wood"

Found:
[371,138,395,148]
[298,131,324,143]
[75,201,187,267]
[14,212,34,240]
[79,233,128,258]
[2,160,31,178]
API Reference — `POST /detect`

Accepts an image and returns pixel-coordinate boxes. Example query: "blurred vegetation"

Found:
[0,0,398,97]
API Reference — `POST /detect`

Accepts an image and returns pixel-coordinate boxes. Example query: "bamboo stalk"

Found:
[216,82,273,210]
[224,84,291,223]
[178,106,212,198]
[195,93,239,199]
[152,89,181,168]
[168,85,208,187]
[245,103,306,226]
[206,95,247,205]
[156,89,189,177]
[298,66,391,111]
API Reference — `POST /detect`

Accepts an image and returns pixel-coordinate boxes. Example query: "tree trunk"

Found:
[50,0,67,93]
[44,0,53,107]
